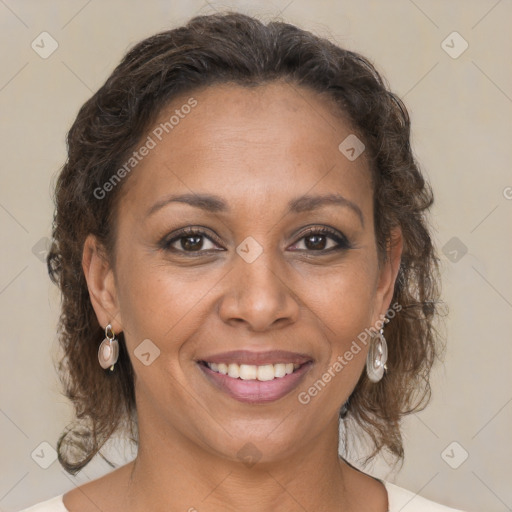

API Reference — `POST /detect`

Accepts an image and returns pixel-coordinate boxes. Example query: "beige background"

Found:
[1,1,511,511]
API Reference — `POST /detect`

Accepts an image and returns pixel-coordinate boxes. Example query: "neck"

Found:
[122,413,359,512]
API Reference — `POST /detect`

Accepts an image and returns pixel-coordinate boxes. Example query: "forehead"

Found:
[118,81,372,219]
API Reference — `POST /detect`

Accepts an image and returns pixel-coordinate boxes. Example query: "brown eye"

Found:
[303,233,329,251]
[161,227,222,254]
[289,227,351,253]
[178,235,206,251]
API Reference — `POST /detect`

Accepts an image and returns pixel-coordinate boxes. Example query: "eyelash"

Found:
[159,226,351,256]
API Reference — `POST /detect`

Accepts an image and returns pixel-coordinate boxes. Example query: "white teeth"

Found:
[239,364,258,380]
[257,364,275,381]
[205,361,303,380]
[274,363,286,378]
[227,363,239,378]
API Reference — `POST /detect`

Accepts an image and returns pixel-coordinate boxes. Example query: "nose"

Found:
[218,246,300,332]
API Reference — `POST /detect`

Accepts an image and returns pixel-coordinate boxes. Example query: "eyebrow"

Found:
[146,192,364,226]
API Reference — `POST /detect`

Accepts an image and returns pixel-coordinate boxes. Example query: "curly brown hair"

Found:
[47,11,444,475]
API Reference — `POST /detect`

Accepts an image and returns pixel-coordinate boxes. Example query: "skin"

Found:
[66,81,402,512]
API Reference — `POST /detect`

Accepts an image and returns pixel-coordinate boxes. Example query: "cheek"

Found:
[294,259,379,413]
[314,255,379,370]
[114,258,216,355]
[318,253,378,322]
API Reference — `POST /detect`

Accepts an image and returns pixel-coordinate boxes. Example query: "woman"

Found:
[20,11,466,512]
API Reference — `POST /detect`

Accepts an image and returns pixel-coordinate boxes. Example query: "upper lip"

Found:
[198,350,313,366]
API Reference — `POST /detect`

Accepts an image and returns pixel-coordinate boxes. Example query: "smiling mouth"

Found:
[197,359,313,403]
[199,361,303,381]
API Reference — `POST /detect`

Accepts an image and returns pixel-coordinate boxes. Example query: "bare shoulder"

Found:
[62,462,134,512]
[343,463,388,511]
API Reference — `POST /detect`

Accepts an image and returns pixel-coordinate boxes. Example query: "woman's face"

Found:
[85,81,401,464]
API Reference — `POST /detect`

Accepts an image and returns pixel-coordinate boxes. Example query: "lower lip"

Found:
[198,362,313,404]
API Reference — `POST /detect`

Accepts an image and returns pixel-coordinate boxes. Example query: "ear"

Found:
[373,226,403,320]
[82,234,123,334]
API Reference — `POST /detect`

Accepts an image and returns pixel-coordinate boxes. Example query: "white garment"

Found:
[17,480,465,511]
[384,481,465,511]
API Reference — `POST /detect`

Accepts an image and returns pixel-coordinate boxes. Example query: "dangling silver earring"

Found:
[98,323,119,371]
[366,325,388,383]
